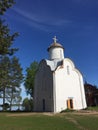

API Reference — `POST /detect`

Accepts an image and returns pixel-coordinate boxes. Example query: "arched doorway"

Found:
[67,99,73,109]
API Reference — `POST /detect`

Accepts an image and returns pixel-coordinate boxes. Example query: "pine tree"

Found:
[0,56,10,110]
[0,0,15,15]
[6,57,23,111]
[0,0,23,111]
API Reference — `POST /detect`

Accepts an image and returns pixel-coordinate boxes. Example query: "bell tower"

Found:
[47,36,64,60]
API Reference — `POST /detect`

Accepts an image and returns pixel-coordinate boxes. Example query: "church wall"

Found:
[54,58,87,112]
[34,39,87,113]
[34,60,54,112]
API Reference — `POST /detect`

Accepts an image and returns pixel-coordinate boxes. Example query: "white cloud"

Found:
[12,7,72,31]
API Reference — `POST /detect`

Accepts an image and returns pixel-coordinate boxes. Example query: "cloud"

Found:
[12,7,72,32]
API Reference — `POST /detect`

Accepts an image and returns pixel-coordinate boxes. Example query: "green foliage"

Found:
[0,20,19,56]
[0,0,23,111]
[0,56,10,88]
[0,0,18,56]
[24,61,39,97]
[0,0,15,15]
[22,98,33,111]
[0,56,23,111]
[9,56,23,86]
[1,103,10,111]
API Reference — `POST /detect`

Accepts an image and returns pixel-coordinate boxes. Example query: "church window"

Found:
[67,65,70,75]
[42,99,45,111]
[60,50,62,58]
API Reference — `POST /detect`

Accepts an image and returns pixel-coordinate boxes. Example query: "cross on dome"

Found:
[53,36,58,43]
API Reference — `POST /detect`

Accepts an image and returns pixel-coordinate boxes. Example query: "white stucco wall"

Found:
[54,58,87,112]
[49,47,64,60]
[34,58,87,113]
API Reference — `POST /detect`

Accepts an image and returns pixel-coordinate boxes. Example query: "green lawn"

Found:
[0,112,98,130]
[87,106,98,111]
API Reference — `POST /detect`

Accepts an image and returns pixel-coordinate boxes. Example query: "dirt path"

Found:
[73,110,98,115]
[6,110,98,117]
[6,113,38,117]
[6,112,54,117]
[64,116,88,130]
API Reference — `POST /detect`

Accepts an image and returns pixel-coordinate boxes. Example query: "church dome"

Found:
[47,42,64,51]
[47,36,64,51]
[47,36,64,60]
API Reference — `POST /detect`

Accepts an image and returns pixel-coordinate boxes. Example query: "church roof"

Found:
[46,59,63,71]
[47,36,64,51]
[47,42,64,51]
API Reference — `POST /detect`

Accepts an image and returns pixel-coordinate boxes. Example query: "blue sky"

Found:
[2,0,98,94]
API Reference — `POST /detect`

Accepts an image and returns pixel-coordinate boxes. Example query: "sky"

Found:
[2,0,98,97]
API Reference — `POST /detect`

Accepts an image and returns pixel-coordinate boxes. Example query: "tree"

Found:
[0,0,15,15]
[0,0,18,56]
[22,98,33,112]
[0,56,23,111]
[0,0,18,55]
[0,56,10,109]
[15,95,22,110]
[8,57,23,110]
[0,0,23,111]
[0,20,18,56]
[84,83,98,106]
[24,61,39,98]
[0,0,19,92]
[1,103,10,111]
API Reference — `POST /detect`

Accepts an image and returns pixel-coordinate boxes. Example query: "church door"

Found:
[67,99,73,109]
[42,99,45,112]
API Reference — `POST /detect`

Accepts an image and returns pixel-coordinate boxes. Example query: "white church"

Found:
[34,36,87,113]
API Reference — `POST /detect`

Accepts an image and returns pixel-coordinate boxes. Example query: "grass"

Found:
[74,115,98,130]
[0,113,77,130]
[62,113,98,130]
[86,106,98,111]
[0,111,98,130]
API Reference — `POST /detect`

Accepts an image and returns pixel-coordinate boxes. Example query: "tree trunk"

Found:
[10,88,13,111]
[3,87,5,111]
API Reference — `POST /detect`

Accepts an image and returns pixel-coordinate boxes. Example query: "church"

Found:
[34,36,87,113]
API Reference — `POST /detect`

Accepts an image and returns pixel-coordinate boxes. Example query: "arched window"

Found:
[67,65,70,75]
[42,99,45,111]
